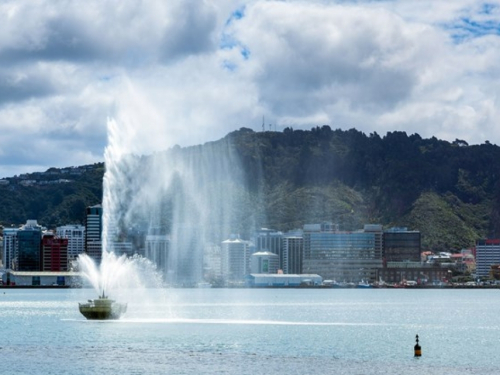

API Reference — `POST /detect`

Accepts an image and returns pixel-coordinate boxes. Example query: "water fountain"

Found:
[100,119,259,287]
[77,118,259,318]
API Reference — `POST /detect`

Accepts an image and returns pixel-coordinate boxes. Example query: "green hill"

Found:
[1,126,499,251]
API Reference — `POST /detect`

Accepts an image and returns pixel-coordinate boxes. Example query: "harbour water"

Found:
[1,288,499,374]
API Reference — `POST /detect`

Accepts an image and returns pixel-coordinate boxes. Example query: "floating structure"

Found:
[78,291,127,320]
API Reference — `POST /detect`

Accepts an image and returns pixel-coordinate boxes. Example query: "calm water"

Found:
[1,288,499,374]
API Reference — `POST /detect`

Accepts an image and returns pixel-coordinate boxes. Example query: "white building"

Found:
[221,235,251,281]
[250,251,279,274]
[56,225,85,267]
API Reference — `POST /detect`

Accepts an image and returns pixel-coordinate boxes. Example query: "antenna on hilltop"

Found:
[262,116,265,132]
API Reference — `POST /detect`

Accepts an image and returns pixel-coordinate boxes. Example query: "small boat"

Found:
[357,280,372,288]
[79,291,127,320]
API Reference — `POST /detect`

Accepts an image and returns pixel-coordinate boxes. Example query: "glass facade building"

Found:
[383,228,421,262]
[303,224,383,282]
[17,223,42,271]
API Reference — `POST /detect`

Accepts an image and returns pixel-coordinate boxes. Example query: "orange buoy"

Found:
[414,334,422,357]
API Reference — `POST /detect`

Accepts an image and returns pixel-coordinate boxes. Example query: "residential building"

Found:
[475,239,500,277]
[2,227,19,270]
[56,224,85,267]
[221,235,251,281]
[41,233,68,271]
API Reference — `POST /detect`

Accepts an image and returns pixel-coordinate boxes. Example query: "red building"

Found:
[42,233,69,271]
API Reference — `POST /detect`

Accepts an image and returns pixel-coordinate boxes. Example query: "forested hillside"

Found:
[1,126,499,251]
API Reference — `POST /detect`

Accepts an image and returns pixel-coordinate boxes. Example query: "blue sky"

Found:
[1,0,500,178]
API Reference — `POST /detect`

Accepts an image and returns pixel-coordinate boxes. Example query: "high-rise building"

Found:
[85,205,103,263]
[2,227,19,270]
[221,235,251,281]
[282,230,303,274]
[253,228,284,269]
[383,227,421,263]
[17,220,43,271]
[303,223,383,282]
[41,233,68,271]
[475,239,500,277]
[56,224,85,267]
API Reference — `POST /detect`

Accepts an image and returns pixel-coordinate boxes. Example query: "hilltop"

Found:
[1,126,499,251]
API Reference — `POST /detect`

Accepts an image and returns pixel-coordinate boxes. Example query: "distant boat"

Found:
[357,280,372,288]
[79,291,127,320]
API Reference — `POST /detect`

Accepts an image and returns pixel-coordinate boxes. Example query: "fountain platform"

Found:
[79,292,127,320]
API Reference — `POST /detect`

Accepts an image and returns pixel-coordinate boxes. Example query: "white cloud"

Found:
[1,0,500,177]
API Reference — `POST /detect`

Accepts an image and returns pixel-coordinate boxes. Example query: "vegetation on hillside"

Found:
[1,126,499,251]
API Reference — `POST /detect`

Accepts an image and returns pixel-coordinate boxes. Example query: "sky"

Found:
[1,0,500,178]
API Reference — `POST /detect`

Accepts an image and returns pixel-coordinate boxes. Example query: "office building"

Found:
[17,220,43,271]
[56,224,85,267]
[253,228,284,269]
[303,223,383,282]
[383,227,421,263]
[85,205,103,263]
[282,230,303,274]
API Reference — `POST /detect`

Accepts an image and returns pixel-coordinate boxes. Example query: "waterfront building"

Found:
[377,262,450,284]
[247,273,322,287]
[282,231,303,274]
[302,223,383,282]
[2,227,19,270]
[475,239,500,277]
[253,228,284,269]
[383,227,421,263]
[17,220,43,271]
[1,270,79,286]
[56,224,85,267]
[85,205,103,263]
[250,251,279,274]
[221,235,251,281]
[41,233,69,271]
